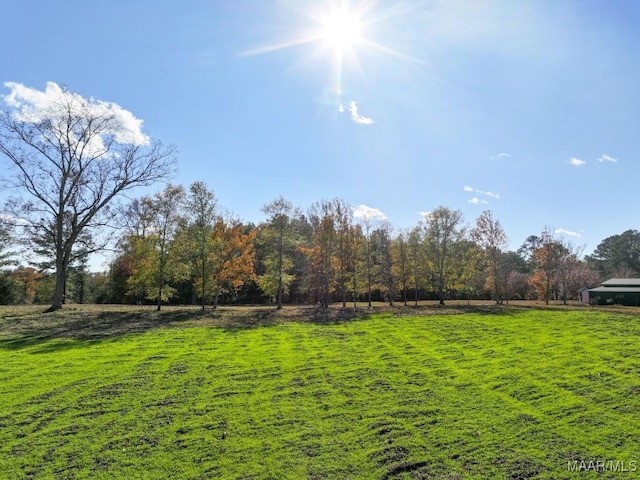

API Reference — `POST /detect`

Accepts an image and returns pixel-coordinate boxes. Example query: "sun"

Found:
[240,1,423,94]
[319,6,364,54]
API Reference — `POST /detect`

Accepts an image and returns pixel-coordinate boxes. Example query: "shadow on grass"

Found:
[0,306,375,350]
[0,303,526,351]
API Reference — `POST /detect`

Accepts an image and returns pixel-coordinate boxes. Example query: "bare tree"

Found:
[0,82,175,311]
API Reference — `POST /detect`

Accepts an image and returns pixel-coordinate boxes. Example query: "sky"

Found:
[1,0,640,267]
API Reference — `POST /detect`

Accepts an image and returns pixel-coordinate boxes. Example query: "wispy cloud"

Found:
[469,197,489,205]
[464,185,500,199]
[598,154,618,163]
[491,152,511,160]
[354,204,387,221]
[555,228,581,238]
[569,157,586,167]
[346,101,373,125]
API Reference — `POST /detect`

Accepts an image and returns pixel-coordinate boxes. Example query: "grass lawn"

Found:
[0,305,639,479]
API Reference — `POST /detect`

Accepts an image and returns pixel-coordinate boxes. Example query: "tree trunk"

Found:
[201,260,207,311]
[47,263,67,312]
[276,282,283,310]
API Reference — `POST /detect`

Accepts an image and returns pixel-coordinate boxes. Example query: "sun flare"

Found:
[319,7,364,53]
[240,1,422,124]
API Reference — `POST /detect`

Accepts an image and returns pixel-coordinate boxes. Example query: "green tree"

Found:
[332,199,353,308]
[186,181,218,310]
[259,197,297,309]
[586,229,640,278]
[393,229,411,306]
[0,271,22,305]
[0,218,16,267]
[126,185,187,310]
[349,223,365,309]
[423,207,465,305]
[354,206,386,308]
[371,223,395,305]
[305,200,337,309]
[407,226,424,306]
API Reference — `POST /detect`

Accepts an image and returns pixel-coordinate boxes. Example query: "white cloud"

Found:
[569,157,585,167]
[555,228,581,238]
[0,213,30,226]
[418,211,431,219]
[598,154,618,163]
[3,82,149,150]
[491,152,511,160]
[469,197,489,205]
[347,101,374,125]
[464,185,500,199]
[353,204,387,221]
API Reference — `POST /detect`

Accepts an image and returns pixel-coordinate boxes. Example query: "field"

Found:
[1,304,639,479]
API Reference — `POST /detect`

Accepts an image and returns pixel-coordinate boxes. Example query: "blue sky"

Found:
[1,0,639,260]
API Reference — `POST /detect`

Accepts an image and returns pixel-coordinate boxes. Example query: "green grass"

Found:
[1,306,639,479]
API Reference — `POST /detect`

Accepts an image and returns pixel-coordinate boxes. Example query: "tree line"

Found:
[3,179,638,308]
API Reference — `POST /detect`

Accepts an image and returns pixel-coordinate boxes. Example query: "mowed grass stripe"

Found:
[0,309,639,479]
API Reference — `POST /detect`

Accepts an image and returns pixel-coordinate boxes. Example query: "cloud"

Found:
[3,81,149,149]
[464,185,500,199]
[418,211,431,219]
[491,152,511,160]
[354,204,387,221]
[569,157,585,167]
[0,213,30,226]
[347,101,374,125]
[598,154,618,163]
[469,197,489,205]
[555,228,581,238]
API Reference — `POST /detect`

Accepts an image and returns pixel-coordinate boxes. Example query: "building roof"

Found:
[601,278,640,287]
[589,286,640,293]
